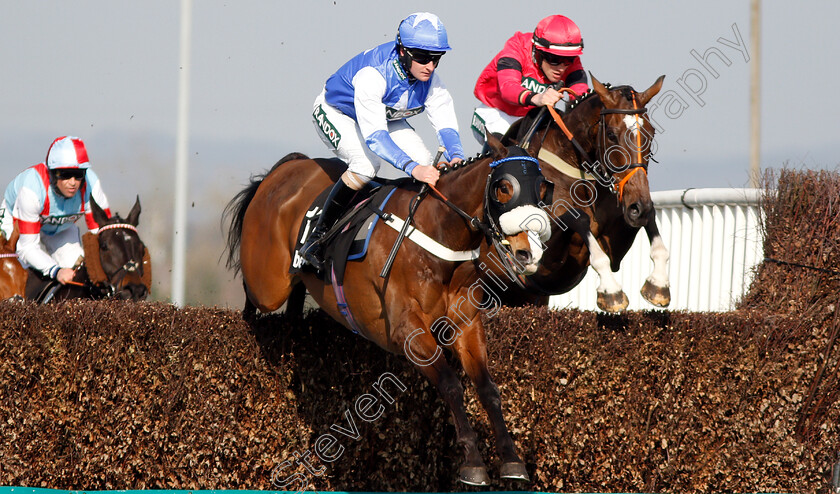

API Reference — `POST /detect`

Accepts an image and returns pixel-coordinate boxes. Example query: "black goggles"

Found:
[405,47,444,66]
[53,168,86,180]
[539,51,576,66]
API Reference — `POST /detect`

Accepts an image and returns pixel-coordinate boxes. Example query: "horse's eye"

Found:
[100,242,109,251]
[606,129,618,142]
[495,182,513,202]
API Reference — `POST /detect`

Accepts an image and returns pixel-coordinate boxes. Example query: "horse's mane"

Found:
[439,151,491,177]
[566,82,638,112]
[438,145,531,178]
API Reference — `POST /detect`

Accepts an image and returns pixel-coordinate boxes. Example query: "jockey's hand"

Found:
[531,87,562,108]
[448,157,465,167]
[411,164,440,186]
[56,267,76,285]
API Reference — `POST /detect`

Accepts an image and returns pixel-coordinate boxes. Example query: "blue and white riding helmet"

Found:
[396,12,451,51]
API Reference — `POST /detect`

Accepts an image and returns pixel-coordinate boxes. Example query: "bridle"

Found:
[94,222,144,294]
[542,87,651,202]
[428,153,547,288]
[598,92,649,202]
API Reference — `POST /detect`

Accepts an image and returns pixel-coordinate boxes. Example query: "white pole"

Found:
[171,0,192,306]
[749,0,761,187]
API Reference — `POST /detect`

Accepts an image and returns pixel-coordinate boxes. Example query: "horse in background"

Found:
[0,223,26,301]
[25,196,151,303]
[496,74,670,311]
[224,136,552,486]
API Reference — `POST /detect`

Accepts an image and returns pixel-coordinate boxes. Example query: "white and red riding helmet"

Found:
[532,15,584,56]
[46,136,90,170]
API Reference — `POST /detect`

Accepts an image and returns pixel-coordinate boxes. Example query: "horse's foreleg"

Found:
[565,212,628,312]
[402,319,490,486]
[641,211,671,307]
[445,286,528,482]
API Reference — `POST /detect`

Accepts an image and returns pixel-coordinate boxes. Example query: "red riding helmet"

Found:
[532,15,584,56]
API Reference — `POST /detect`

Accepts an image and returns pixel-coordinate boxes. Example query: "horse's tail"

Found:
[222,152,309,274]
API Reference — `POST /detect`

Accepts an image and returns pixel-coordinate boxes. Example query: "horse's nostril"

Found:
[515,249,533,265]
[628,203,642,218]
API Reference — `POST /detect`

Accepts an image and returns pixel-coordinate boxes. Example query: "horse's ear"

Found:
[91,196,109,227]
[526,132,542,157]
[485,131,507,159]
[590,72,618,107]
[637,75,666,106]
[126,195,141,227]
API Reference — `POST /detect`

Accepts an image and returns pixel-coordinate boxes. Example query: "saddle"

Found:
[290,180,407,284]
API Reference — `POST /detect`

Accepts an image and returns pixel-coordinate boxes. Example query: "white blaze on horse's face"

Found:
[497,205,551,274]
[623,114,645,138]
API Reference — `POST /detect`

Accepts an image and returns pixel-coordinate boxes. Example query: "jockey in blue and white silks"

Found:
[0,136,111,284]
[303,12,466,271]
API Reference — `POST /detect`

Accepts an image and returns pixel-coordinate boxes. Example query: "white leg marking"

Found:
[647,234,670,287]
[587,232,623,294]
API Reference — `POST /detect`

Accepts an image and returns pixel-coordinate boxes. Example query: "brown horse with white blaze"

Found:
[224,137,552,486]
[497,74,671,311]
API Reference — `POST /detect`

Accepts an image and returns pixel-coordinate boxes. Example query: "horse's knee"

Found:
[437,372,466,403]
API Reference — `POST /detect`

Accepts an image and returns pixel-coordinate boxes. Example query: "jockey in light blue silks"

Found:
[303,12,466,271]
[0,136,111,285]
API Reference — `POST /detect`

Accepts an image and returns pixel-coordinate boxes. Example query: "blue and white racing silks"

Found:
[3,164,110,276]
[324,42,464,174]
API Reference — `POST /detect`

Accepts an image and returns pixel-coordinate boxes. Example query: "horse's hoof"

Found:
[500,461,530,482]
[641,280,671,307]
[597,290,629,312]
[459,466,490,486]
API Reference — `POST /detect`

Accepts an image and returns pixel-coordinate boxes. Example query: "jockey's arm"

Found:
[497,57,534,108]
[424,73,465,163]
[563,67,589,99]
[354,68,419,174]
[13,187,63,279]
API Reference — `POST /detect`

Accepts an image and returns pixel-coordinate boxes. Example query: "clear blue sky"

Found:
[2,1,837,215]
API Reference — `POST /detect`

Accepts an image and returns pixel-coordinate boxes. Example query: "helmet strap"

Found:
[396,45,417,82]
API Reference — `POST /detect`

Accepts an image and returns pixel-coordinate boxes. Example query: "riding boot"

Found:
[301,180,356,271]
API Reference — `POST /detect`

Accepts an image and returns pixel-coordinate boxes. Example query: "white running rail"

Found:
[548,188,764,312]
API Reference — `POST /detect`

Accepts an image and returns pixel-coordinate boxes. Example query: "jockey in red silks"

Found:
[472,15,590,147]
[0,136,111,285]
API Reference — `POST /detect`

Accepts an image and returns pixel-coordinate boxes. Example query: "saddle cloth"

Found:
[290,181,404,285]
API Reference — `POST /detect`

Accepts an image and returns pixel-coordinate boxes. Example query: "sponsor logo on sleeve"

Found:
[471,111,487,137]
[313,105,342,149]
[521,77,548,94]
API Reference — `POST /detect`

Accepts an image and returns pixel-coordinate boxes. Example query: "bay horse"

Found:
[224,136,552,486]
[496,74,671,311]
[0,223,27,301]
[25,196,151,303]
